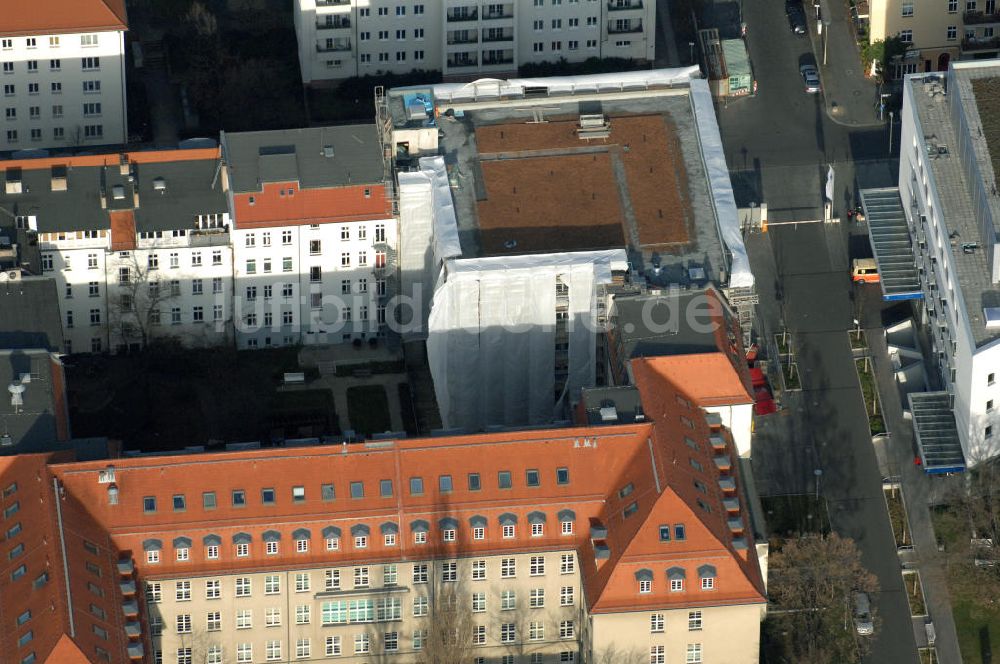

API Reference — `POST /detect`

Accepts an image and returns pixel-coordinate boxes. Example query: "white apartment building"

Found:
[1,1,128,151]
[294,0,654,84]
[867,60,1000,469]
[220,127,397,350]
[2,149,233,355]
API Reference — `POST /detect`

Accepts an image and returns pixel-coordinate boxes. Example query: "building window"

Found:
[901,2,913,15]
[176,614,192,633]
[442,561,457,581]
[530,555,546,575]
[206,579,220,598]
[236,577,251,596]
[899,29,913,42]
[236,609,252,629]
[689,610,703,630]
[671,578,684,592]
[559,620,575,639]
[650,646,665,664]
[501,623,516,643]
[947,25,957,39]
[560,553,575,574]
[501,558,516,578]
[686,644,703,663]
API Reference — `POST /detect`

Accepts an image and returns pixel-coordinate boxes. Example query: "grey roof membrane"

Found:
[0,348,60,453]
[222,125,385,193]
[0,276,64,352]
[611,289,727,359]
[0,156,227,234]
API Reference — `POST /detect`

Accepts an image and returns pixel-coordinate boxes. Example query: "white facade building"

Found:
[1,0,128,151]
[220,126,397,350]
[891,61,1000,468]
[3,149,234,355]
[294,0,654,84]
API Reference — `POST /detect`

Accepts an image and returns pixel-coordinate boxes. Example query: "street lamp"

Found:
[688,41,696,64]
[814,468,823,500]
[889,110,895,155]
[879,93,891,121]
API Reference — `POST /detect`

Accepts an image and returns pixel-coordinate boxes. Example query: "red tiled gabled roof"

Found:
[1,0,127,37]
[0,148,220,175]
[634,353,754,407]
[44,634,91,664]
[231,183,392,229]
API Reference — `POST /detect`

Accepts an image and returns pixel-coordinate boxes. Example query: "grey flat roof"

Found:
[860,188,923,301]
[434,91,724,284]
[0,276,64,352]
[0,156,227,233]
[909,391,965,472]
[0,349,60,453]
[611,288,727,359]
[222,126,385,193]
[0,165,107,233]
[133,159,227,232]
[913,66,1000,346]
[580,386,644,424]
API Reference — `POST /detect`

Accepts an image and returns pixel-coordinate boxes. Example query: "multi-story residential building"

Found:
[0,350,766,664]
[0,148,233,354]
[867,0,1000,75]
[861,61,1000,470]
[293,0,655,84]
[220,126,396,349]
[1,0,128,151]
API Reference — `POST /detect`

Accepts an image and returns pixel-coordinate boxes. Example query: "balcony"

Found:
[608,20,644,33]
[608,0,644,9]
[316,0,350,5]
[447,57,479,67]
[964,9,1000,23]
[447,9,479,21]
[317,17,351,29]
[448,33,479,44]
[482,6,514,19]
[317,41,352,52]
[482,30,514,42]
[482,56,514,65]
[962,36,1000,50]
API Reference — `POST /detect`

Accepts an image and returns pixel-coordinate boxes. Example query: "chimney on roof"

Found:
[153,177,167,193]
[118,154,129,176]
[112,185,126,201]
[323,145,334,158]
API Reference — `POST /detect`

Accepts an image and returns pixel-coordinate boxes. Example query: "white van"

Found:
[854,592,874,635]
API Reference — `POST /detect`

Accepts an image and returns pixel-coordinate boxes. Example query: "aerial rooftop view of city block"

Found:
[3,0,1000,663]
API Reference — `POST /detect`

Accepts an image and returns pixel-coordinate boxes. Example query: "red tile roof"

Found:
[1,356,765,655]
[1,0,127,37]
[634,353,754,407]
[231,183,392,229]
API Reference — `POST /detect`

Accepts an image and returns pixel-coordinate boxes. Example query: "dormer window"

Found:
[443,529,456,542]
[639,579,651,593]
[355,536,367,549]
[503,525,515,539]
[326,537,340,551]
[698,565,717,591]
[414,531,427,544]
[146,550,159,564]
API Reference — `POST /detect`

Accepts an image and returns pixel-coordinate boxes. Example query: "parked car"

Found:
[854,592,874,635]
[787,5,807,34]
[800,64,821,93]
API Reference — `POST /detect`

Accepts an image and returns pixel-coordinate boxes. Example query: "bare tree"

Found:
[592,644,647,664]
[421,580,476,664]
[765,533,879,664]
[108,251,179,350]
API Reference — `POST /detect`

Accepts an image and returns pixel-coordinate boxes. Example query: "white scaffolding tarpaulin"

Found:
[689,78,754,289]
[427,250,628,431]
[397,156,462,340]
[429,66,701,103]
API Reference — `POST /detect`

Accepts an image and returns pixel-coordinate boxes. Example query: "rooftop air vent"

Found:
[323,145,335,158]
[599,406,618,422]
[577,114,611,140]
[112,184,125,200]
[153,177,166,192]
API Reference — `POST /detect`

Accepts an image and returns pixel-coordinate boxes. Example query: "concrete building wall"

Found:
[146,549,585,663]
[295,0,654,84]
[705,403,753,458]
[589,602,763,663]
[231,216,396,349]
[38,225,235,354]
[0,30,127,151]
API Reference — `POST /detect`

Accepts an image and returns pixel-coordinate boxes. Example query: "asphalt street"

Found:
[713,0,919,660]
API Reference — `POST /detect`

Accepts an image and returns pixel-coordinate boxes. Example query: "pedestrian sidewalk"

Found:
[807,0,882,127]
[866,325,964,663]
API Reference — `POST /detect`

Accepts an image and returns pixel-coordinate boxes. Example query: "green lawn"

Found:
[346,385,392,437]
[931,504,1000,664]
